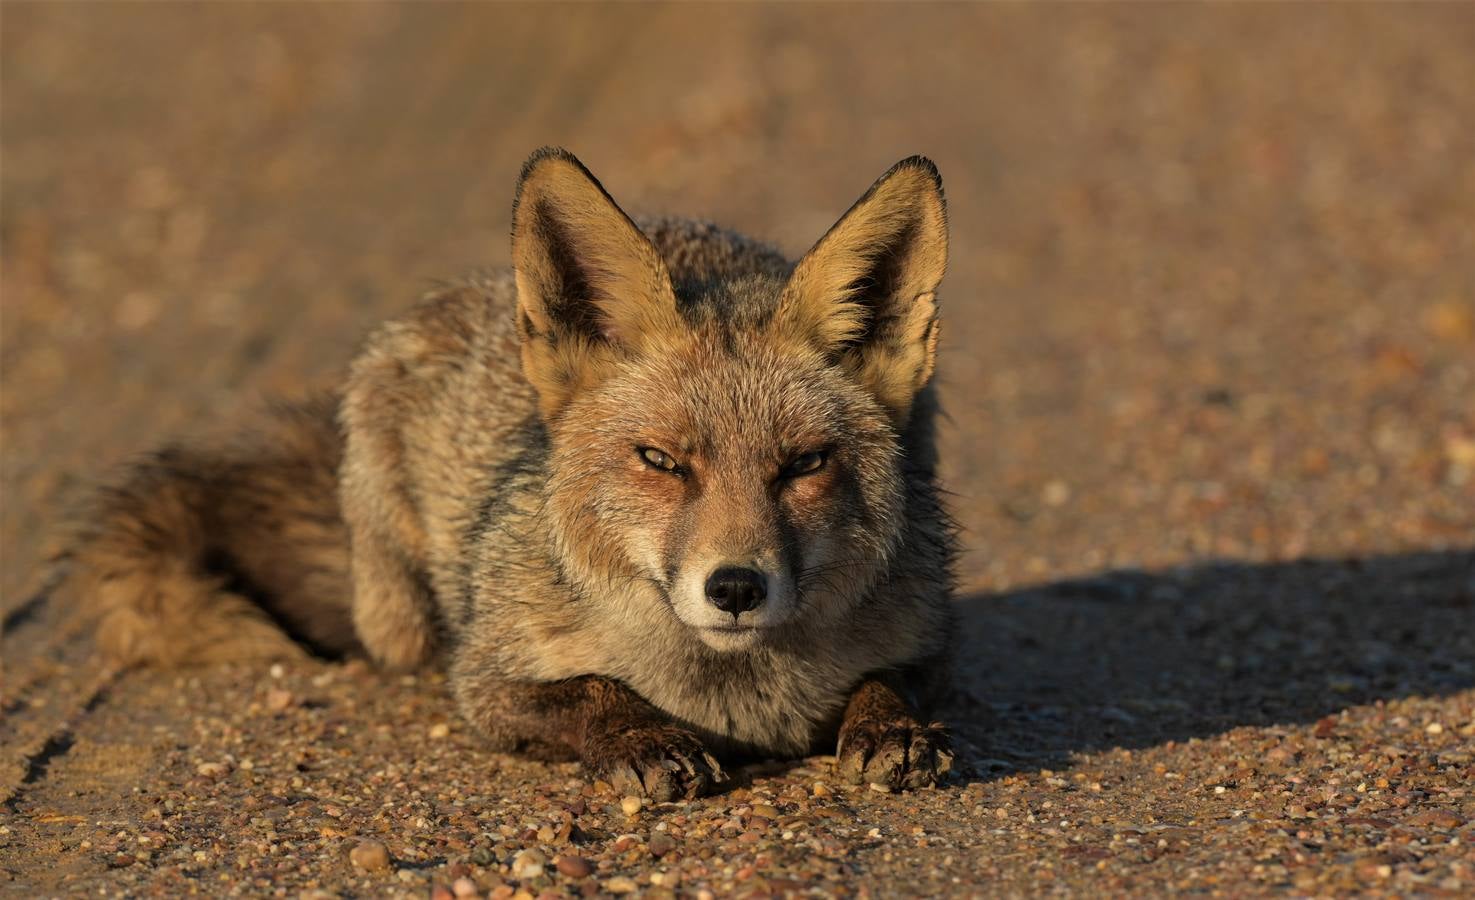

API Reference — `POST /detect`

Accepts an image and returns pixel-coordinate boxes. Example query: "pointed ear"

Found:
[776,156,948,420]
[512,147,681,418]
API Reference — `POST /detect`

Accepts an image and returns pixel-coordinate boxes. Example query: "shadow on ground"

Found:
[946,549,1475,775]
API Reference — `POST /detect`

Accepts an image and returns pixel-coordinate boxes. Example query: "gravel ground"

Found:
[3,4,1473,897]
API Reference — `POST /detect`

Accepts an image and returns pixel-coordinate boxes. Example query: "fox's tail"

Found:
[61,396,358,666]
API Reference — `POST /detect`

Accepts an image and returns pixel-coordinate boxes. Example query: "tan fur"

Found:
[777,157,947,420]
[512,149,686,419]
[62,149,959,793]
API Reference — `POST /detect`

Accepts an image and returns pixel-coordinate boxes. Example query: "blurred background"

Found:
[3,3,1472,608]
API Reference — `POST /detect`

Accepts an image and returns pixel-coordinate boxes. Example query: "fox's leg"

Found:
[348,535,436,670]
[453,670,724,801]
[835,669,954,790]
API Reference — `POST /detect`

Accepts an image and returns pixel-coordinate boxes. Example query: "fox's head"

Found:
[512,148,947,652]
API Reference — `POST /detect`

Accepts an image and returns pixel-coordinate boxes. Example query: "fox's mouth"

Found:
[656,592,768,638]
[703,623,764,634]
[693,620,772,653]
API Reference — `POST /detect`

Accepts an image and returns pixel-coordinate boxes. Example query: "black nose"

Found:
[704,566,767,615]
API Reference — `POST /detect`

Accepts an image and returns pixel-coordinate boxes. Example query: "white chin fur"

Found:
[694,626,767,653]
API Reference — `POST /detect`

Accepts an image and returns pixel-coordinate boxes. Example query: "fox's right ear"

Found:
[511,148,681,419]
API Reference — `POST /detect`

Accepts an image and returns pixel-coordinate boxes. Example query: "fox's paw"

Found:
[584,722,725,802]
[836,715,954,790]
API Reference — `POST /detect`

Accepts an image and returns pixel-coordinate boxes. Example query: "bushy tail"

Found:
[62,396,358,666]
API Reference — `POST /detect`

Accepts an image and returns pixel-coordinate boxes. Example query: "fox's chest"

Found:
[513,583,934,760]
[615,638,872,759]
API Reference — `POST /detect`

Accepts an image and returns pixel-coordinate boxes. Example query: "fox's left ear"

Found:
[777,156,948,420]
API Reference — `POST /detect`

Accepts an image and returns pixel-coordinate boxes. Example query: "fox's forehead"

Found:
[670,271,790,334]
[606,339,867,456]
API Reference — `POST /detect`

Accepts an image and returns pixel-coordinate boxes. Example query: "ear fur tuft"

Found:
[511,148,680,418]
[777,155,949,420]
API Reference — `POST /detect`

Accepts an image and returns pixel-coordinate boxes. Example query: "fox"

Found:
[62,148,958,799]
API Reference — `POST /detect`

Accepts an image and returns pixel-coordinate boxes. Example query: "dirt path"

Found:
[3,5,1473,896]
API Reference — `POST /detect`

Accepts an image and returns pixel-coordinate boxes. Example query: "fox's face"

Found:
[545,337,905,650]
[511,149,947,652]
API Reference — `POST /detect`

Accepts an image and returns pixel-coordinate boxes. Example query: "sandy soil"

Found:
[3,4,1473,897]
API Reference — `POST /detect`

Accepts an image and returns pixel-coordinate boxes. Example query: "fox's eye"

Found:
[782,451,828,478]
[638,447,681,473]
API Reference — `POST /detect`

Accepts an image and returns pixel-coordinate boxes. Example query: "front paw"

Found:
[836,715,954,790]
[583,722,725,802]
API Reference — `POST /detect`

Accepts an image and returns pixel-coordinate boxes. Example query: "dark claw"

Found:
[586,723,726,800]
[836,717,953,790]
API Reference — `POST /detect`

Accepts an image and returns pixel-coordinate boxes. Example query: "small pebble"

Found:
[555,856,593,878]
[620,796,642,816]
[604,876,638,894]
[453,877,481,897]
[648,833,675,857]
[349,840,391,873]
[812,782,832,797]
[431,886,455,900]
[511,848,546,880]
[196,762,229,778]
[265,688,294,712]
[429,722,451,739]
[1411,809,1465,829]
[1042,479,1072,506]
